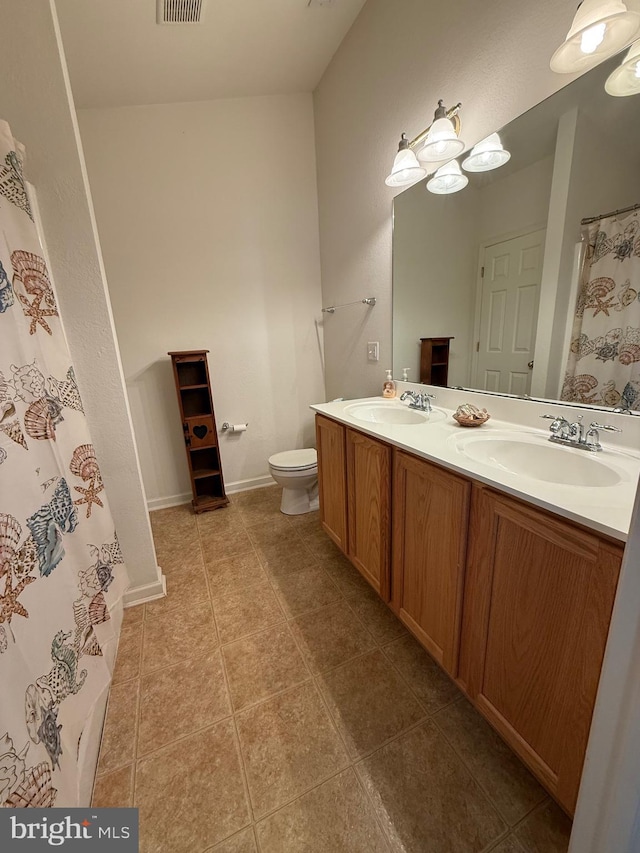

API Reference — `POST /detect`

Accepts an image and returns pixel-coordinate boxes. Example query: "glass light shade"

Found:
[605,38,640,95]
[385,147,427,187]
[417,117,465,163]
[550,0,640,73]
[461,133,512,172]
[427,160,469,195]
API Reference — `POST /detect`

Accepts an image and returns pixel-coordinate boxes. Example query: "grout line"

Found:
[217,633,258,827]
[350,762,396,853]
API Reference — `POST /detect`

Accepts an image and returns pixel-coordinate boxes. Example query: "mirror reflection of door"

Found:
[473,229,546,395]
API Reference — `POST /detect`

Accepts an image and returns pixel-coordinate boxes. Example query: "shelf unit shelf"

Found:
[169,350,228,514]
[419,337,454,387]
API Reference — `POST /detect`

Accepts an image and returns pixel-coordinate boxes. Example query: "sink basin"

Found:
[345,402,445,425]
[452,430,630,487]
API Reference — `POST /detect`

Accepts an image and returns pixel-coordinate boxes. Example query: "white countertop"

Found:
[311,396,640,543]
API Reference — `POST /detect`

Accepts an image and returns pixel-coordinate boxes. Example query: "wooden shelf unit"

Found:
[169,350,228,513]
[420,337,454,386]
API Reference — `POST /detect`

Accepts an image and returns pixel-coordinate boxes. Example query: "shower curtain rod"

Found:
[581,202,640,226]
[321,297,377,314]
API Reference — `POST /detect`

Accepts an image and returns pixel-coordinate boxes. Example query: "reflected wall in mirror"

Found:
[393,54,640,410]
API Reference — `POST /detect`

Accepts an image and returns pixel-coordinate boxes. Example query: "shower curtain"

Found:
[0,120,128,807]
[561,208,640,410]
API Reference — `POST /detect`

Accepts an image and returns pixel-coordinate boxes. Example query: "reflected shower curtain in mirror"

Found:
[0,120,128,807]
[561,209,640,410]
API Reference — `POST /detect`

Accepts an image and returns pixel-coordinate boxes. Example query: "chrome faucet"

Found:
[541,414,621,452]
[400,390,435,413]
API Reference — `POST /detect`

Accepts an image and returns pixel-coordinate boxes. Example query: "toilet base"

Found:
[280,481,319,515]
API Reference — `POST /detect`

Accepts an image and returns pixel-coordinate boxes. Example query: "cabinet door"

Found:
[315,415,348,552]
[460,486,622,815]
[346,429,391,600]
[392,451,470,676]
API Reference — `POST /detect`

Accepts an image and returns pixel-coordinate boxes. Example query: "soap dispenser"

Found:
[383,369,396,398]
[402,368,410,382]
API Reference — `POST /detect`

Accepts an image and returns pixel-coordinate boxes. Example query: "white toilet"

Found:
[268,448,319,515]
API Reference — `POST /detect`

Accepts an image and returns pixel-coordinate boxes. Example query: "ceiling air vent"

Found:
[157,0,207,24]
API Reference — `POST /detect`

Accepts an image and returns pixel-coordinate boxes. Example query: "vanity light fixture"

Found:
[550,0,640,74]
[461,133,511,172]
[426,160,468,195]
[605,38,640,94]
[385,101,462,187]
[385,134,428,187]
[417,101,465,163]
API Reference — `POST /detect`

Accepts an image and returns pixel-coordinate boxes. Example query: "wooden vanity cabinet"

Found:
[459,485,623,815]
[316,415,348,551]
[392,451,470,676]
[346,429,391,600]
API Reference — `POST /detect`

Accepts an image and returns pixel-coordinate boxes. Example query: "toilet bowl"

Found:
[268,448,319,515]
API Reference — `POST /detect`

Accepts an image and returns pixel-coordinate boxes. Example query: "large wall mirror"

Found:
[392,54,640,410]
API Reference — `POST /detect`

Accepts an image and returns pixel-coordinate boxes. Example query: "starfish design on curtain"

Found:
[17,292,57,335]
[73,481,104,518]
[0,575,36,623]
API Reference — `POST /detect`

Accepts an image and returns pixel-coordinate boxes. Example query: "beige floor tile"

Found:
[256,768,389,853]
[285,510,321,533]
[200,528,256,563]
[154,536,203,575]
[239,501,288,528]
[383,634,460,715]
[142,598,219,673]
[304,530,345,560]
[122,604,144,626]
[357,720,506,852]
[150,504,197,535]
[434,699,547,827]
[255,539,318,578]
[319,554,373,597]
[231,486,281,507]
[138,651,231,755]
[144,562,209,616]
[515,801,572,853]
[222,623,310,711]
[270,566,342,618]
[317,649,425,758]
[289,600,377,675]
[112,622,143,685]
[489,838,526,853]
[98,680,140,775]
[92,764,134,808]
[205,827,258,853]
[135,720,250,853]
[204,552,269,597]
[346,585,408,645]
[235,681,350,818]
[196,504,243,533]
[247,516,299,547]
[212,580,284,644]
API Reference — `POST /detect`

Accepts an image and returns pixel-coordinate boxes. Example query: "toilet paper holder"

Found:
[222,422,248,433]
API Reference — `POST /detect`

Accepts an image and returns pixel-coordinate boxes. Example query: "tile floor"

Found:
[93,485,573,853]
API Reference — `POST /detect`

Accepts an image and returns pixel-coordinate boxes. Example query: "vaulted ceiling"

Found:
[55,0,367,109]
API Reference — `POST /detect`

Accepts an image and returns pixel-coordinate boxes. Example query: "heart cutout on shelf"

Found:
[193,425,208,440]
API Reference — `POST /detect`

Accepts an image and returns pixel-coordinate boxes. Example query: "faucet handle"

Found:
[540,414,567,421]
[588,422,622,433]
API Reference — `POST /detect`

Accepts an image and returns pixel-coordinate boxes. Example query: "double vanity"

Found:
[311,391,640,817]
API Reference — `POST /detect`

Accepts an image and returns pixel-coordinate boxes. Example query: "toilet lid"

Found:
[269,448,317,471]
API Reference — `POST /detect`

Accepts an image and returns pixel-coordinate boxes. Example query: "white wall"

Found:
[78,95,325,507]
[314,0,602,400]
[478,156,554,244]
[0,0,162,604]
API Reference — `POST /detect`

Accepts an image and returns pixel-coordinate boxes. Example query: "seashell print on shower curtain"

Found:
[0,120,129,807]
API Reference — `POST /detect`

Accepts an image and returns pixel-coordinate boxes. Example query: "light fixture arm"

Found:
[408,101,462,150]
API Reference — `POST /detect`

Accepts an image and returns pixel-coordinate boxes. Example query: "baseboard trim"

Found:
[123,572,166,607]
[147,476,276,512]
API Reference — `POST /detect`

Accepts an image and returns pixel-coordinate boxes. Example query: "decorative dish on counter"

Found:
[453,403,491,427]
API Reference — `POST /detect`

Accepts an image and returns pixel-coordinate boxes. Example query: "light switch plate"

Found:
[367,341,379,361]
